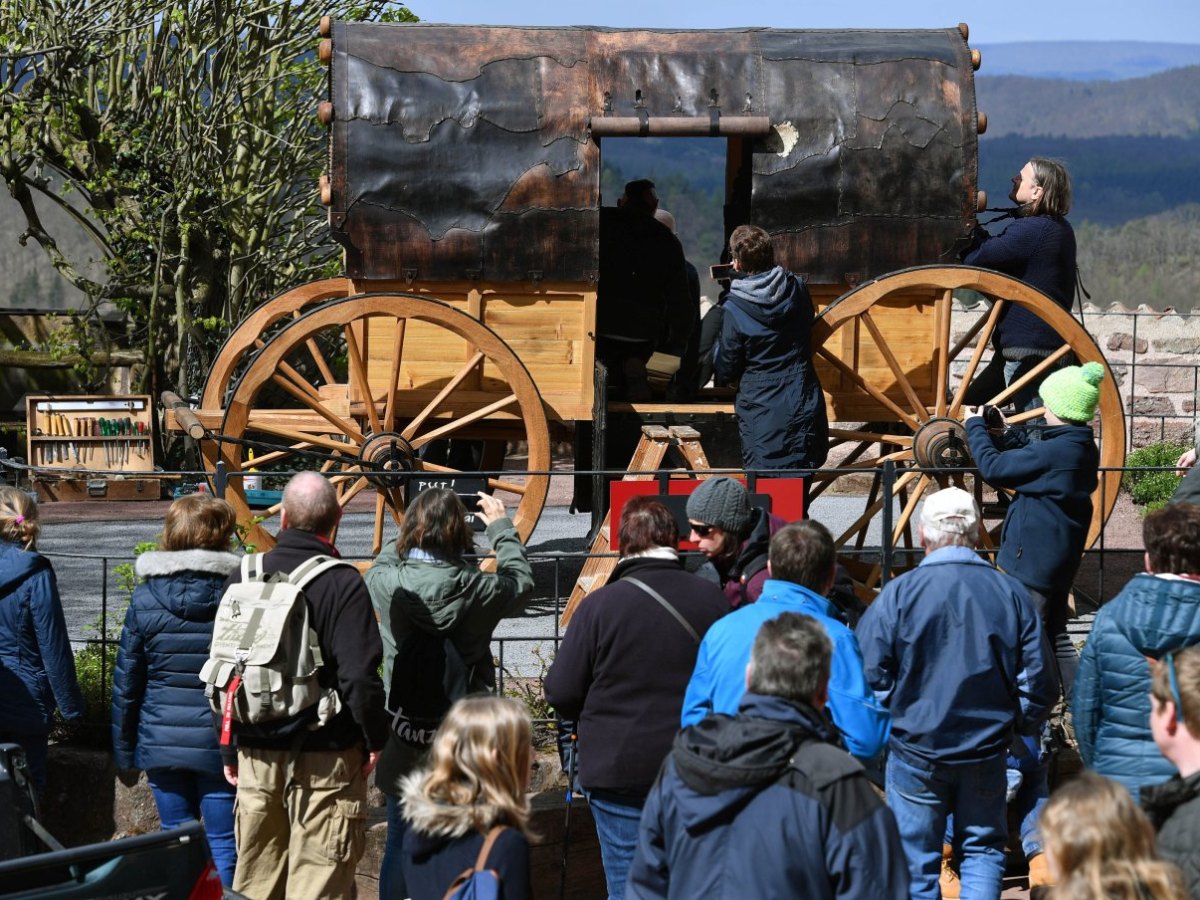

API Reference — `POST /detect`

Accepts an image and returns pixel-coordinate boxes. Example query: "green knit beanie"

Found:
[1040,361,1105,423]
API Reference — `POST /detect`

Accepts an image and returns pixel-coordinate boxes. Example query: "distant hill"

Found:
[976,67,1200,138]
[975,41,1200,81]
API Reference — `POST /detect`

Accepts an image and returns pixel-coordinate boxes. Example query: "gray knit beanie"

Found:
[686,476,752,535]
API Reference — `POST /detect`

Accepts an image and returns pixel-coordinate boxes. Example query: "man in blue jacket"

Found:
[628,612,908,899]
[680,520,889,762]
[857,487,1056,899]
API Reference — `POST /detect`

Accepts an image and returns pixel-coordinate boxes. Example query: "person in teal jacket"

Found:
[0,486,84,794]
[1075,503,1200,802]
[680,519,889,762]
[364,487,534,900]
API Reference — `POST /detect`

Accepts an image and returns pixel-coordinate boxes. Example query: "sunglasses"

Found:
[689,522,715,537]
[1165,650,1186,724]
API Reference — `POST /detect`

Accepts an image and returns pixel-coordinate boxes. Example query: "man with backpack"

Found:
[679,521,889,764]
[213,472,388,900]
[627,612,908,899]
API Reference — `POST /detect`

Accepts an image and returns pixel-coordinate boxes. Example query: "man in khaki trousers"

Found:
[221,473,388,900]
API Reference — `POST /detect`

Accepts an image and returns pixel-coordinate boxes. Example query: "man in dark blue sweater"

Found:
[963,157,1077,427]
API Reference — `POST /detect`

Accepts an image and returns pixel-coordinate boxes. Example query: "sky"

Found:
[412,0,1199,44]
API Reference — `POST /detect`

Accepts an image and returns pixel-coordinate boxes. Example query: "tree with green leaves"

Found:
[0,0,415,406]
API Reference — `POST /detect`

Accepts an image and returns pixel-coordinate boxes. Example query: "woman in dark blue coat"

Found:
[111,494,240,886]
[0,486,85,795]
[715,224,828,481]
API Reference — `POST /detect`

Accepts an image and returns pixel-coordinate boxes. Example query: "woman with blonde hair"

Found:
[110,493,240,886]
[1040,771,1185,899]
[0,485,84,795]
[399,695,533,899]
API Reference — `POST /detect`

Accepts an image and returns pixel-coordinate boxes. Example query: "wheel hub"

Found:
[359,431,417,488]
[912,417,972,469]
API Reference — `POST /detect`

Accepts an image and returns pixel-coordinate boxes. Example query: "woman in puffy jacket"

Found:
[0,486,84,795]
[111,494,240,886]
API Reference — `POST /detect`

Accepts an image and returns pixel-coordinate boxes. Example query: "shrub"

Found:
[1122,442,1188,515]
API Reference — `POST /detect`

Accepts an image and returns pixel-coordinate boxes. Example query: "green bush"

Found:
[1122,442,1188,514]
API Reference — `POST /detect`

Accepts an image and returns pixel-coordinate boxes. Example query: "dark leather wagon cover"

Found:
[328,23,978,285]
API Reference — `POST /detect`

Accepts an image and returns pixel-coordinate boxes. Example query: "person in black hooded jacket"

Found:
[627,612,907,900]
[714,224,828,480]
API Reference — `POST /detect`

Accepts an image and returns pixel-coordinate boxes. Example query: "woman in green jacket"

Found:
[364,487,534,899]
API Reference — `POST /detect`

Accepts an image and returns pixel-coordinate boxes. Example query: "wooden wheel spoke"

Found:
[305,337,337,385]
[828,428,914,447]
[343,323,383,435]
[1006,405,1049,425]
[861,311,928,422]
[383,319,408,433]
[817,346,920,430]
[934,289,954,417]
[337,476,370,508]
[245,422,356,454]
[986,344,1073,408]
[891,474,930,546]
[834,469,922,547]
[400,351,486,442]
[409,394,519,450]
[277,359,323,400]
[949,300,1005,416]
[270,374,366,443]
[373,492,386,555]
[251,441,316,468]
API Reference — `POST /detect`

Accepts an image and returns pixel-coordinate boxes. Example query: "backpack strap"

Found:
[241,553,266,582]
[287,554,352,591]
[473,825,507,871]
[623,577,700,645]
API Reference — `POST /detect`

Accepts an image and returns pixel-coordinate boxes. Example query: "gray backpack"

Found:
[200,554,349,740]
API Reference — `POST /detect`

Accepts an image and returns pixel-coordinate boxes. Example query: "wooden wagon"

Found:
[167,20,1124,590]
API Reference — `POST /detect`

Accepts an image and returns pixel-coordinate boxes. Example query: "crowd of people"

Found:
[3,156,1199,900]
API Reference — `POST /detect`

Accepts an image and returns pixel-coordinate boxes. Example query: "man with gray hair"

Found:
[220,471,388,900]
[856,487,1056,900]
[629,612,908,898]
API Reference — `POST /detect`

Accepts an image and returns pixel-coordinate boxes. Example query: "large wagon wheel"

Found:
[206,293,551,556]
[201,277,352,410]
[810,265,1124,594]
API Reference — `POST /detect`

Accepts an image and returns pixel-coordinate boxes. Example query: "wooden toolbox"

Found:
[26,395,160,501]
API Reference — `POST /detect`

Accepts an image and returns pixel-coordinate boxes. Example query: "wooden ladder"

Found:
[561,424,715,626]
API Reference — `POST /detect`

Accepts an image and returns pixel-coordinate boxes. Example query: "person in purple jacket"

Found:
[685,476,784,610]
[963,156,1078,428]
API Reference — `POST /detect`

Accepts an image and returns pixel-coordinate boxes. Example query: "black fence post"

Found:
[214,460,227,499]
[881,460,896,587]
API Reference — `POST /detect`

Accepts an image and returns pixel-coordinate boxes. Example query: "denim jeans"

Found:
[147,768,237,887]
[585,791,645,900]
[886,751,1007,900]
[380,793,409,900]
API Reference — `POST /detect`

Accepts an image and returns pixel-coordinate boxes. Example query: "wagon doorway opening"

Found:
[598,136,745,303]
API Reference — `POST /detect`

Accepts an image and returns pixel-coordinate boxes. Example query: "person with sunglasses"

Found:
[1144,644,1200,898]
[1075,503,1200,802]
[684,476,784,610]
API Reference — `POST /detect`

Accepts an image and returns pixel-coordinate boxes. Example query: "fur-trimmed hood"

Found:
[136,549,240,578]
[400,770,511,840]
[133,549,240,622]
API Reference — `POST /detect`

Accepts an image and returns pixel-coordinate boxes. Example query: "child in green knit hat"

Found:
[962,360,1106,889]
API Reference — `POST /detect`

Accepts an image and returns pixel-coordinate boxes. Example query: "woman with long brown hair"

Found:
[365,488,534,899]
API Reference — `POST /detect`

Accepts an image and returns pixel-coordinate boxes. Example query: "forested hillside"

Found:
[975,67,1200,137]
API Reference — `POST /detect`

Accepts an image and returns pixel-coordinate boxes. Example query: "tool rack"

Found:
[26,395,160,501]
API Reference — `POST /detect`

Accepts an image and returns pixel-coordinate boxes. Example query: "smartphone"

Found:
[710,263,735,281]
[457,491,481,513]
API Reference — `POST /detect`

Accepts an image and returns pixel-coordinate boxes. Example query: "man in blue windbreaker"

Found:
[857,487,1056,900]
[681,520,889,763]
